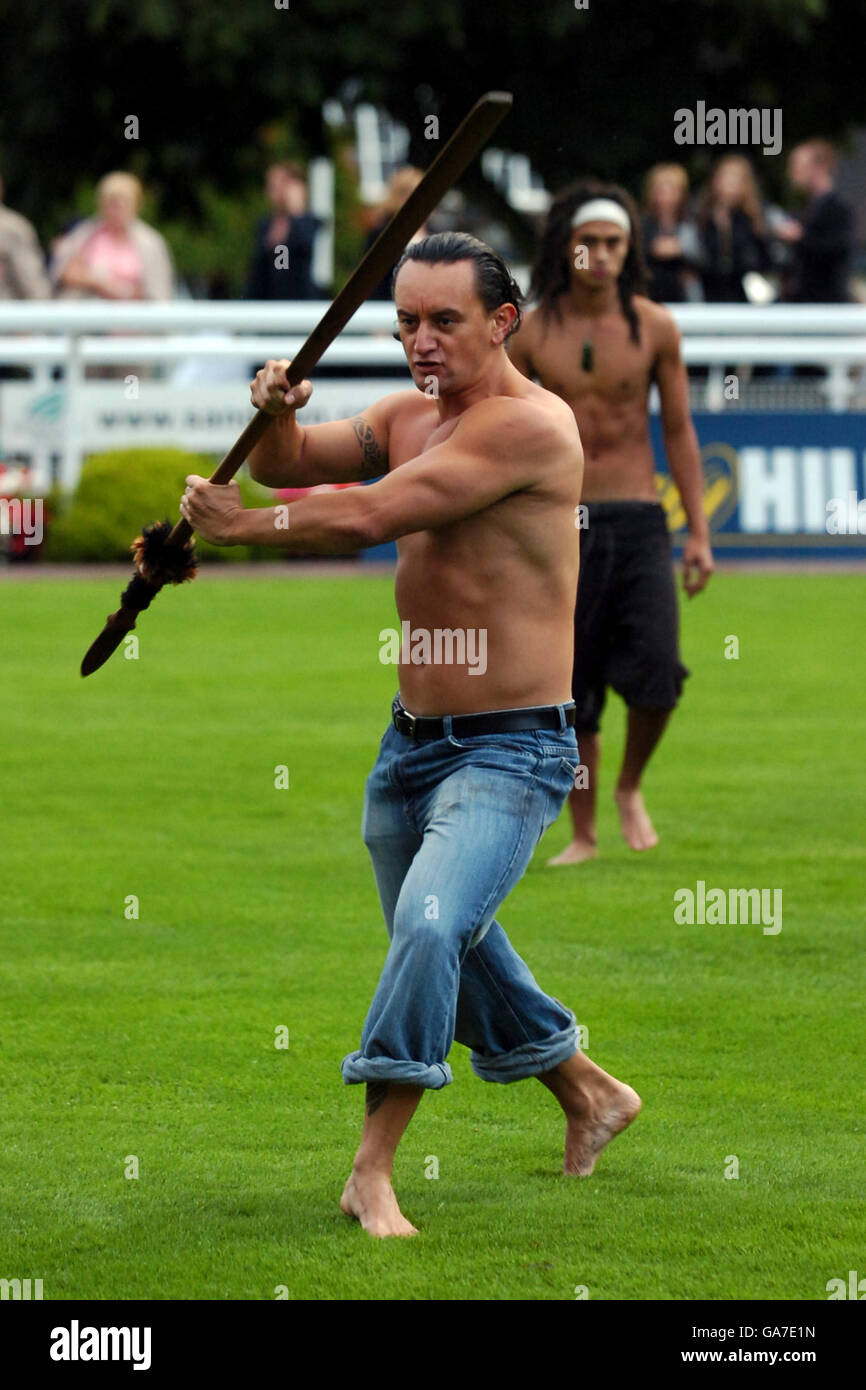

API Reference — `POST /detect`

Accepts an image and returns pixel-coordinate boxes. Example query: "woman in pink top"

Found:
[51,172,174,300]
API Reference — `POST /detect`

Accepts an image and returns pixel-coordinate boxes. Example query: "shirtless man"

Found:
[180,231,641,1238]
[509,182,714,863]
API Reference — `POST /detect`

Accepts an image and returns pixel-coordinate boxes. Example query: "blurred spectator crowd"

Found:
[0,162,324,305]
[640,141,855,305]
[0,138,858,307]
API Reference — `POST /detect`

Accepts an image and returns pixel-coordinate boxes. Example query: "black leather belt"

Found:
[391,695,576,740]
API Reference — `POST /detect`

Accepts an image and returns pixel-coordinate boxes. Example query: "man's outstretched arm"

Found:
[182,400,558,552]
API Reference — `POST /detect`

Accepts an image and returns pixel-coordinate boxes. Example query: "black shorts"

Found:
[572,501,689,733]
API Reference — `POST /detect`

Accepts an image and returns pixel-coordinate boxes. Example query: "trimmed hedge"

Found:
[44,449,282,563]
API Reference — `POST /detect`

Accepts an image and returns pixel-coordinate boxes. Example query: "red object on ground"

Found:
[0,464,44,561]
[274,483,361,501]
[273,482,362,559]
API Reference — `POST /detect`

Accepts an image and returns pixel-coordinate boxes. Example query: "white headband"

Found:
[570,198,631,234]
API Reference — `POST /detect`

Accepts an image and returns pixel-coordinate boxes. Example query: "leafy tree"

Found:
[0,0,860,274]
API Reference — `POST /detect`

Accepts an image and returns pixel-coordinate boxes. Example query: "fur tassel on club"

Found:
[130,520,198,587]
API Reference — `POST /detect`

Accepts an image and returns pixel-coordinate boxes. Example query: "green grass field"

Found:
[1,569,863,1301]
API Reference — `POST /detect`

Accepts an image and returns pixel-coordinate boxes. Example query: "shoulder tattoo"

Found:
[350,416,386,477]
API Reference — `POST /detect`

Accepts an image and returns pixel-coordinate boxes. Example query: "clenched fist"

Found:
[250,358,314,417]
[179,475,244,546]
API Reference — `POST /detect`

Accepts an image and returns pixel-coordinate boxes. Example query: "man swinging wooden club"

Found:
[81,94,514,676]
[182,235,641,1235]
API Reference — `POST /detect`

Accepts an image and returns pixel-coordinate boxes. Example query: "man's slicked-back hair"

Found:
[392,231,524,339]
[529,179,647,345]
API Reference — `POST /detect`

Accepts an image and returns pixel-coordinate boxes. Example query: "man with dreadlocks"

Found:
[510,182,713,863]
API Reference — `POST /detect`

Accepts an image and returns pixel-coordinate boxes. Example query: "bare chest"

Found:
[531,318,656,409]
[388,409,458,470]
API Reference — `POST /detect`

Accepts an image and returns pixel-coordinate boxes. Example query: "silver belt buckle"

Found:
[393,700,417,737]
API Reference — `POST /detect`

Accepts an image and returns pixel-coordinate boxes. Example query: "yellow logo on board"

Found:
[656,444,739,533]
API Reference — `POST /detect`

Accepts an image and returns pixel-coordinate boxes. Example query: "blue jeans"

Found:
[341,700,582,1090]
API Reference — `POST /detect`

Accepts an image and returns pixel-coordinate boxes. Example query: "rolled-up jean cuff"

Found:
[341,1052,453,1089]
[470,1019,580,1084]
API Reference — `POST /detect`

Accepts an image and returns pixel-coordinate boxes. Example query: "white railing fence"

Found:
[1,302,865,492]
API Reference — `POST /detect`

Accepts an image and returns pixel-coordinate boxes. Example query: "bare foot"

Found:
[614,787,659,851]
[562,1069,642,1176]
[547,836,598,866]
[340,1170,419,1238]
